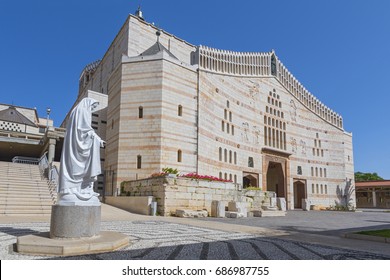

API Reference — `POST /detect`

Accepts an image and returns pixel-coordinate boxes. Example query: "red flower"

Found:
[179,173,232,182]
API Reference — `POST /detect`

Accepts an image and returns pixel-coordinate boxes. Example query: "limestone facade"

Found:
[64,14,355,209]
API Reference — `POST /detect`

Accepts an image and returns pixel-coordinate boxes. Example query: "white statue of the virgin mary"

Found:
[57,97,105,205]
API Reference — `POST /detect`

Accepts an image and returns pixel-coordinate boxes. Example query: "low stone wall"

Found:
[105,196,155,215]
[121,176,273,216]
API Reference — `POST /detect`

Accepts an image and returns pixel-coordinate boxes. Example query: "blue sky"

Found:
[1,0,389,178]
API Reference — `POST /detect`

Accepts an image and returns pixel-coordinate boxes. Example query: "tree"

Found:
[354,172,384,182]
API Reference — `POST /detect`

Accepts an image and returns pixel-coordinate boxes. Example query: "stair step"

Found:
[0,201,54,206]
[0,186,53,190]
[0,210,52,215]
[0,205,52,209]
[0,184,49,189]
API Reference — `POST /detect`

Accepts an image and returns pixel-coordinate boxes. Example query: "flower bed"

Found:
[179,173,232,183]
[150,172,169,177]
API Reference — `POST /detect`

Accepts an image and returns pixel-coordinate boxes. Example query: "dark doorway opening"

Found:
[293,180,306,208]
[266,162,285,197]
[243,173,258,188]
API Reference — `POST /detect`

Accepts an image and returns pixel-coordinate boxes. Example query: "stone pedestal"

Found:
[277,198,287,211]
[211,200,225,218]
[302,199,311,211]
[50,205,101,238]
[270,197,277,207]
[228,201,247,217]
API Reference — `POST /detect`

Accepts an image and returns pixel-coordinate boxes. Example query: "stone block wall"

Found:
[121,176,273,216]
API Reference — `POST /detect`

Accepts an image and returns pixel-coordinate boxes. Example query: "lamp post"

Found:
[46,107,51,131]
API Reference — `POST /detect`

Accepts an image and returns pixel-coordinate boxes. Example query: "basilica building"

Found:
[63,10,355,210]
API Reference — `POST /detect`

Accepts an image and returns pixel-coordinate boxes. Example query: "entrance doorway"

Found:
[293,180,306,208]
[266,162,285,198]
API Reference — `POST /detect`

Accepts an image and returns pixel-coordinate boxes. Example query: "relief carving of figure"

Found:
[253,125,261,144]
[291,137,297,153]
[248,81,260,100]
[290,100,297,122]
[300,140,307,155]
[58,98,105,205]
[241,122,250,142]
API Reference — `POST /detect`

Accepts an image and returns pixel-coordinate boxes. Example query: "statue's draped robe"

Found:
[58,98,102,195]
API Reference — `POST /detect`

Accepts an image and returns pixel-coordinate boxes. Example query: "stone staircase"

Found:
[0,161,56,216]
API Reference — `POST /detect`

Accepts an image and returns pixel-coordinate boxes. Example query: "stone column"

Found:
[372,190,377,208]
[48,138,56,164]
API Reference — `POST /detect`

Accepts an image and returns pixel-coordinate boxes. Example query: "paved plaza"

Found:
[1,205,390,260]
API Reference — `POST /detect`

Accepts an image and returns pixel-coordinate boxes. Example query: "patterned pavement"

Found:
[1,220,389,260]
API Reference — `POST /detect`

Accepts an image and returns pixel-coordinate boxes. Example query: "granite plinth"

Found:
[50,205,101,238]
[16,231,130,256]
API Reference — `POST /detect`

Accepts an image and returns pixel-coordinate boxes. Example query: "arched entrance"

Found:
[293,180,306,209]
[261,148,291,208]
[266,162,285,198]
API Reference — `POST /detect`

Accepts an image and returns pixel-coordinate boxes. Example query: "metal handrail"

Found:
[49,164,59,193]
[38,152,49,174]
[12,156,39,165]
[37,152,58,202]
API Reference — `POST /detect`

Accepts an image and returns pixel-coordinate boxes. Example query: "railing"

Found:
[38,152,58,203]
[49,165,59,193]
[12,156,39,165]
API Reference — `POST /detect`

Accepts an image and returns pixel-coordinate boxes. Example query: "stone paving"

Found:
[1,220,389,260]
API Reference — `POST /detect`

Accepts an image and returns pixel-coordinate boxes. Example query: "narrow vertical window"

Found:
[222,121,225,132]
[229,150,232,163]
[280,131,283,149]
[224,149,227,162]
[312,184,315,194]
[248,157,254,168]
[234,152,237,165]
[137,155,142,169]
[219,147,222,161]
[325,185,328,194]
[177,150,182,162]
[224,109,228,120]
[219,172,222,179]
[232,125,235,135]
[178,105,183,116]
[268,127,272,146]
[324,168,327,178]
[272,129,275,147]
[139,106,143,118]
[229,111,232,122]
